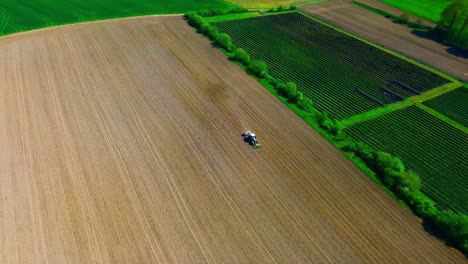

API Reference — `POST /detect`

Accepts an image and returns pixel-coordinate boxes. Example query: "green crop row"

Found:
[213,12,451,119]
[423,87,468,127]
[345,106,468,214]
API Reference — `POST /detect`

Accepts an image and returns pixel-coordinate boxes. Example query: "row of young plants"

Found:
[184,12,467,255]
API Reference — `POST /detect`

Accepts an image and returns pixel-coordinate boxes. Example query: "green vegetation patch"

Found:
[0,0,236,36]
[378,0,454,22]
[423,87,468,127]
[345,106,468,214]
[203,12,261,23]
[213,12,451,119]
[224,0,311,9]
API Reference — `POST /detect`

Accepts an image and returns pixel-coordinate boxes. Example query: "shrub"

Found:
[405,192,437,218]
[397,12,410,24]
[278,5,288,11]
[233,48,251,65]
[432,210,468,242]
[200,23,210,33]
[289,5,297,10]
[285,82,297,99]
[395,170,422,194]
[295,91,304,103]
[187,14,205,27]
[248,60,268,77]
[266,75,279,87]
[206,25,220,40]
[298,98,314,113]
[374,151,405,174]
[215,33,235,51]
[196,7,248,17]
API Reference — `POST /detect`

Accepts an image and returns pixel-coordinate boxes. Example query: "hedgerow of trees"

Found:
[185,11,467,255]
[435,0,468,49]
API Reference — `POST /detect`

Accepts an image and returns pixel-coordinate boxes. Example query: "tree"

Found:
[205,25,220,40]
[187,14,204,27]
[216,33,235,52]
[248,60,268,77]
[298,98,313,113]
[436,0,468,48]
[295,91,304,103]
[285,82,297,99]
[398,12,410,24]
[233,48,251,65]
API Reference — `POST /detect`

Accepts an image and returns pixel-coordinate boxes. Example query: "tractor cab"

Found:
[242,131,261,149]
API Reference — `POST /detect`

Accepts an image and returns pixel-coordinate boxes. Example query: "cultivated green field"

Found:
[345,106,468,214]
[378,0,454,22]
[0,0,235,36]
[214,12,451,119]
[424,87,468,127]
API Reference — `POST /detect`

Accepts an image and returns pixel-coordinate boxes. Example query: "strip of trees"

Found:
[435,0,468,50]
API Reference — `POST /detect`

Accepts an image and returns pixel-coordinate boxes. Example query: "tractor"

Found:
[242,131,261,149]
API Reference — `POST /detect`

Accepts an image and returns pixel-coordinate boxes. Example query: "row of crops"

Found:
[214,12,451,119]
[423,87,468,127]
[345,106,468,214]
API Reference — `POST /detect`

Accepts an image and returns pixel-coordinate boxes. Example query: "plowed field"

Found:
[0,16,463,263]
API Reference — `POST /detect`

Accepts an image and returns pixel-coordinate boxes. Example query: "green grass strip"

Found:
[341,81,461,127]
[416,103,468,134]
[296,0,329,7]
[297,11,459,83]
[409,81,462,102]
[204,11,261,23]
[340,100,413,127]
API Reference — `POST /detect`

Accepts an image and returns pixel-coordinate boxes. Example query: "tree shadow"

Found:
[446,47,468,59]
[410,30,468,59]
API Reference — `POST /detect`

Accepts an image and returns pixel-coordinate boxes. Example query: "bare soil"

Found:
[301,0,468,82]
[0,15,464,263]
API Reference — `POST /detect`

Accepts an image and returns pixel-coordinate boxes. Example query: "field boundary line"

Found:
[416,103,468,134]
[340,101,412,127]
[296,0,329,7]
[297,10,459,83]
[340,82,461,127]
[408,81,462,102]
[0,14,183,41]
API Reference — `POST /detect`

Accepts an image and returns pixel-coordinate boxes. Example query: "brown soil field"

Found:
[301,0,468,82]
[0,15,464,263]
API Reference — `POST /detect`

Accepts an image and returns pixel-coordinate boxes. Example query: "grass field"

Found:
[345,106,468,214]
[378,0,453,22]
[214,12,451,119]
[423,87,468,127]
[0,0,235,36]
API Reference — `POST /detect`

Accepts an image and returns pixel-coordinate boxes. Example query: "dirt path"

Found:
[0,16,464,263]
[301,0,468,82]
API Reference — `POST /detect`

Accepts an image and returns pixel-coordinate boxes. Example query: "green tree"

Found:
[285,82,297,99]
[398,12,410,24]
[248,60,268,77]
[216,33,235,52]
[436,0,468,48]
[298,98,313,113]
[295,91,304,103]
[233,48,251,65]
